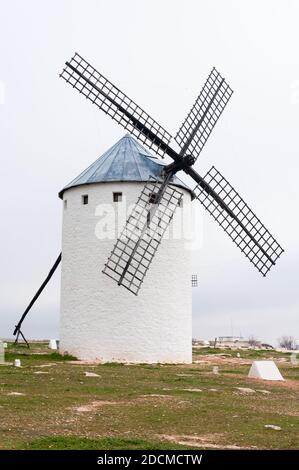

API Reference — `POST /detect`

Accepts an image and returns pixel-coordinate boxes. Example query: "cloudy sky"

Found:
[0,0,298,345]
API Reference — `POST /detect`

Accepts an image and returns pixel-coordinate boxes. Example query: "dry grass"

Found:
[0,342,298,450]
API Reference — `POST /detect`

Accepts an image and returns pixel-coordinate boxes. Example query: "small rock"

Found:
[209,388,218,392]
[237,353,241,358]
[84,371,100,377]
[235,387,256,394]
[176,373,194,377]
[142,394,171,398]
[264,424,281,431]
[182,388,202,393]
[257,389,271,395]
[34,371,49,375]
[212,366,219,375]
[33,364,56,368]
[7,392,26,396]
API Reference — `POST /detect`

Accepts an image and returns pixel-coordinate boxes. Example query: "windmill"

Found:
[60,53,283,295]
[13,52,283,361]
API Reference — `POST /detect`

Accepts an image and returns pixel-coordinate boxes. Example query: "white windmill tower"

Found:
[59,134,194,363]
[13,53,283,363]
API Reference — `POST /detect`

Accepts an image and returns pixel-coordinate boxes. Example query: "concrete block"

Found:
[248,360,284,381]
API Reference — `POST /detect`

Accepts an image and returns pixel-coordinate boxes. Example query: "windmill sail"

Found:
[60,53,172,157]
[175,68,233,160]
[60,54,284,290]
[194,166,284,275]
[103,178,182,295]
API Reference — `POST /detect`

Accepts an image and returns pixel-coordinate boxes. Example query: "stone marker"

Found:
[49,339,57,350]
[14,359,21,367]
[248,360,284,381]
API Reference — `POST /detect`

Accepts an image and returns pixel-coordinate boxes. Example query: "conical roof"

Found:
[58,135,193,199]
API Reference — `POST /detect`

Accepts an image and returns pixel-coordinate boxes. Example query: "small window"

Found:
[64,200,67,209]
[82,194,88,205]
[113,192,122,202]
[178,197,183,208]
[191,274,198,287]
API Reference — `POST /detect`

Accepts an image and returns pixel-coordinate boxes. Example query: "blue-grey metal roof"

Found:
[59,134,193,199]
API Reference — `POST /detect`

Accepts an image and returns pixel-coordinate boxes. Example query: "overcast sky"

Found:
[0,0,298,346]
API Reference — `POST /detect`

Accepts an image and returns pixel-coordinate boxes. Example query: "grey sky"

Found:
[0,0,298,345]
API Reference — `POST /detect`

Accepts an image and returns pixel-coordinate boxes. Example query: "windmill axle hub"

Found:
[164,154,195,176]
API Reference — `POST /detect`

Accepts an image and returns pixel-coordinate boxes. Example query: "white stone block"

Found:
[49,339,57,350]
[248,360,284,381]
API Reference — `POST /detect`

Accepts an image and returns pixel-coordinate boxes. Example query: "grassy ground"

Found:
[0,342,298,450]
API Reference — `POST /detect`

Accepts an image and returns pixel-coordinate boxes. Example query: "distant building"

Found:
[192,336,274,350]
[218,336,244,343]
[216,336,263,349]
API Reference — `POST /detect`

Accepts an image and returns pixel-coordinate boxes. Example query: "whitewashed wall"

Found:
[59,181,192,363]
